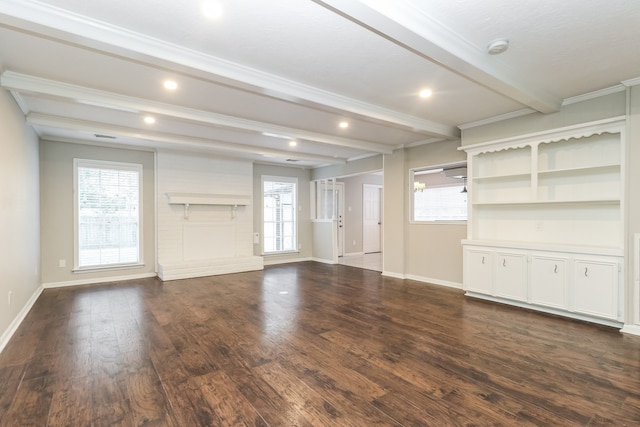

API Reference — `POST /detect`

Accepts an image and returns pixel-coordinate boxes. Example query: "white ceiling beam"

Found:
[26,113,347,165]
[2,71,393,154]
[0,0,459,139]
[313,0,562,114]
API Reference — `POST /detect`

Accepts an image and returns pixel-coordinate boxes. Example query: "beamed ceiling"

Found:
[0,0,639,167]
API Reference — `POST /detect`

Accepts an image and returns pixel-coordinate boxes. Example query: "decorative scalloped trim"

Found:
[461,116,626,155]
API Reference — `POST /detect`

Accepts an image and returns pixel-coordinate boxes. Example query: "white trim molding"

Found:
[42,272,158,289]
[158,257,264,281]
[0,286,43,354]
[405,274,463,290]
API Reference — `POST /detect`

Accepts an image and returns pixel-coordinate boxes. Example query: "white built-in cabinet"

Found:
[461,118,625,326]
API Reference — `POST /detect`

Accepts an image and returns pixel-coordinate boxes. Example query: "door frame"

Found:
[362,184,383,254]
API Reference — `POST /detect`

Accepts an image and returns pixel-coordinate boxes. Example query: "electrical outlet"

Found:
[353,240,356,245]
[8,291,12,306]
[253,232,260,245]
[59,259,66,268]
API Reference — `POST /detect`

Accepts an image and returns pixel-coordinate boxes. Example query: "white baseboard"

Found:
[0,285,43,354]
[405,274,463,290]
[263,256,312,266]
[158,256,264,281]
[311,257,337,265]
[342,252,365,257]
[381,271,405,279]
[466,291,624,329]
[43,272,158,288]
[621,324,640,336]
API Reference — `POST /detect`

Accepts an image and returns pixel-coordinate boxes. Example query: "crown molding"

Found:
[458,108,536,130]
[562,84,626,106]
[622,76,640,87]
[8,90,30,115]
[27,113,347,165]
[401,137,448,148]
[0,0,458,139]
[2,70,392,154]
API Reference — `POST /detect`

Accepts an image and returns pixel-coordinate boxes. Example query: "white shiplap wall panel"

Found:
[156,151,262,279]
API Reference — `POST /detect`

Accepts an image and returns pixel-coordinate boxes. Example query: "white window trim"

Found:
[73,158,144,272]
[262,175,298,255]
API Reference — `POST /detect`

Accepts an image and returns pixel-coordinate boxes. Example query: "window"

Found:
[263,176,297,253]
[411,164,467,222]
[74,159,142,269]
[313,179,338,220]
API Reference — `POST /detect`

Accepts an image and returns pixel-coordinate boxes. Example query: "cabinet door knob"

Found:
[481,256,485,264]
[502,259,506,267]
[584,267,588,277]
[554,265,558,274]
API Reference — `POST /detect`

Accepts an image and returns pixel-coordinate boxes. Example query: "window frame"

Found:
[73,158,144,272]
[262,175,298,255]
[409,162,468,225]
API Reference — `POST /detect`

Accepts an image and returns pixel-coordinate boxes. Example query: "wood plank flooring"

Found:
[1,261,640,426]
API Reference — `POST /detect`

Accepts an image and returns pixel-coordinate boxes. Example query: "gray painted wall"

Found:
[0,89,40,345]
[39,141,156,285]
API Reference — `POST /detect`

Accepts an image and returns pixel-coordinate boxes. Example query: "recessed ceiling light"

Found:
[339,121,349,129]
[289,140,297,147]
[163,80,178,90]
[487,39,509,55]
[202,1,223,20]
[144,116,156,124]
[419,88,433,98]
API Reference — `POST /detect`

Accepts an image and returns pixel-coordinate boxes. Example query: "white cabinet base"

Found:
[466,291,623,329]
[463,242,623,328]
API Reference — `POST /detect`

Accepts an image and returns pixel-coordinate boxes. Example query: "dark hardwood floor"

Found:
[1,262,640,426]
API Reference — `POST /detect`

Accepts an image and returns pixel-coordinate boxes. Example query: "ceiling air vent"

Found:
[94,134,117,139]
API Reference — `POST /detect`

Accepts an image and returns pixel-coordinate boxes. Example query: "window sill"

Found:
[73,263,146,274]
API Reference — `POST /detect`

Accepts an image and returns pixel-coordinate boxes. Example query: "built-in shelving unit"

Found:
[460,117,626,327]
[166,192,251,219]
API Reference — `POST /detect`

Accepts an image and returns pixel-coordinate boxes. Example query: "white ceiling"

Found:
[0,0,638,167]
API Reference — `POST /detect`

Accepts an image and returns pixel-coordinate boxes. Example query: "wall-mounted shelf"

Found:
[166,192,251,219]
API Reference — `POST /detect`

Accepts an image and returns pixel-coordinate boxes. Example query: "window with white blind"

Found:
[74,159,143,269]
[411,164,468,222]
[263,176,297,253]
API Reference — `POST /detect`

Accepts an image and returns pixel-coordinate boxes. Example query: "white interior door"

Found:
[363,184,382,253]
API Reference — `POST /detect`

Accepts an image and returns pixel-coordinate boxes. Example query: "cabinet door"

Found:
[530,256,568,309]
[572,259,618,320]
[464,248,492,294]
[494,252,528,302]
